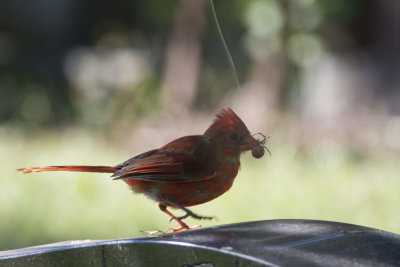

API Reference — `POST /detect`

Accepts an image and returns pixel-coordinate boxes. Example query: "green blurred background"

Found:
[1,0,400,250]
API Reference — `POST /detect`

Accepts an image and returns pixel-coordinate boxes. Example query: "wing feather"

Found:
[112,136,218,182]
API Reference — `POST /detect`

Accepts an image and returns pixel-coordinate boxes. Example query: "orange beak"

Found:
[240,134,258,152]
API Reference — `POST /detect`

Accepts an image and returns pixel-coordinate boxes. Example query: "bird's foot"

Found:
[168,225,201,232]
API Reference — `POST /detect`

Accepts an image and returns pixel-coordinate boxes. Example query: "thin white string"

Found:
[210,0,242,91]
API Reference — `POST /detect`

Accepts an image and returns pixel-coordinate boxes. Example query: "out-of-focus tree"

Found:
[162,0,208,116]
[0,0,399,129]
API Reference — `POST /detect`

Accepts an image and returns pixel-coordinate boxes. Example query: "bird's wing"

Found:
[112,137,218,182]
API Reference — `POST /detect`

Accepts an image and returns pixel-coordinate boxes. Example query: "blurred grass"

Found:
[1,126,400,250]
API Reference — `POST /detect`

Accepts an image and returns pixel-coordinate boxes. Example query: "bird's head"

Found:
[204,108,269,158]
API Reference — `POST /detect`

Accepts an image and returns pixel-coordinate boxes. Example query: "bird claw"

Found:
[168,225,202,232]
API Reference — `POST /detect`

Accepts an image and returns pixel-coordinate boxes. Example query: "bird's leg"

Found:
[166,201,214,221]
[176,206,214,221]
[159,203,191,232]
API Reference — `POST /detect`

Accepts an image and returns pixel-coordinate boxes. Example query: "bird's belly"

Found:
[163,177,235,207]
[124,175,236,207]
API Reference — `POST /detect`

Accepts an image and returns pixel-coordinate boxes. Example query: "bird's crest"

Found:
[204,108,248,137]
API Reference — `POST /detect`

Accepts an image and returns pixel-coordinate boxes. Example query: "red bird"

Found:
[17,108,270,231]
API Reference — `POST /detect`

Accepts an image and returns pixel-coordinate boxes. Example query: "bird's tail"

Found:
[17,165,117,174]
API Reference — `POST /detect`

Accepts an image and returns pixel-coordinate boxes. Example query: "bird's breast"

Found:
[123,161,240,208]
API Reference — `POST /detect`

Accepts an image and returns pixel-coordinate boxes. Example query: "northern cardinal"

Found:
[17,108,270,231]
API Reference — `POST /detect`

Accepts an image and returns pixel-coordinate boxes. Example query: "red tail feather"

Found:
[17,165,117,174]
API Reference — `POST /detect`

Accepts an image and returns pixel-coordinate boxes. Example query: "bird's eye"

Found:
[230,133,238,140]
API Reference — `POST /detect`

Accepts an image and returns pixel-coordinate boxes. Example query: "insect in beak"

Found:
[251,133,271,159]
